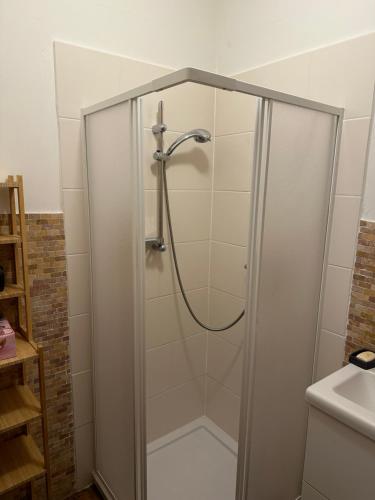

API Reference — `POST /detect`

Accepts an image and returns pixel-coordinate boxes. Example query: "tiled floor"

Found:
[71,485,103,499]
[147,417,238,500]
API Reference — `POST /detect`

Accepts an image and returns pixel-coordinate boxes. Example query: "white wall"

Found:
[0,0,216,212]
[362,113,375,221]
[1,0,374,212]
[215,1,375,221]
[215,0,375,74]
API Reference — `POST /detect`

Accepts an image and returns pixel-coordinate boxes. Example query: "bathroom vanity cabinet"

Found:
[302,365,375,500]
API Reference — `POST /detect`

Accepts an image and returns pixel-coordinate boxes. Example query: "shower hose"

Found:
[162,162,245,332]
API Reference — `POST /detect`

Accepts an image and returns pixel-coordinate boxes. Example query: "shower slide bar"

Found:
[145,101,166,252]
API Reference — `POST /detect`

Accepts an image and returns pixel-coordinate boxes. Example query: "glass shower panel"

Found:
[141,84,259,500]
[85,100,141,499]
[244,101,337,500]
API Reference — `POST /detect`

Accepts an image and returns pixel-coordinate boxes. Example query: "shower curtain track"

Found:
[82,67,343,119]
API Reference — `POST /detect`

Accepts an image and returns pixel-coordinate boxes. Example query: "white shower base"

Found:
[147,417,238,500]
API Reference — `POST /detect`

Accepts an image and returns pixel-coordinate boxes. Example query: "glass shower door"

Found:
[239,99,338,500]
[142,85,259,500]
[85,99,145,500]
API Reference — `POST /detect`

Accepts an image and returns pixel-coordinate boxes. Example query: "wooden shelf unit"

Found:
[0,284,25,300]
[0,176,50,498]
[0,334,37,370]
[0,235,21,245]
[0,385,41,433]
[0,435,45,495]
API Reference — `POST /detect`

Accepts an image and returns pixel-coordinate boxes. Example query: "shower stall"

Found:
[82,68,343,500]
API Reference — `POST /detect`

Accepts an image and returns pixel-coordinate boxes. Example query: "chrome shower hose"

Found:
[162,161,245,332]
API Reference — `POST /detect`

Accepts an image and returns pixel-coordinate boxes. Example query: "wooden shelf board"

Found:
[0,235,21,245]
[0,385,41,433]
[0,284,25,300]
[0,334,38,369]
[0,182,19,189]
[0,434,45,494]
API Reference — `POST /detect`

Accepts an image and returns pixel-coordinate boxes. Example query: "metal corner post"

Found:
[236,97,273,500]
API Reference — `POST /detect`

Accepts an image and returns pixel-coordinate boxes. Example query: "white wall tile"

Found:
[146,334,206,397]
[210,242,247,298]
[207,334,243,396]
[316,329,345,381]
[145,190,212,243]
[69,314,92,374]
[238,52,311,98]
[215,89,258,135]
[214,133,253,192]
[72,371,93,428]
[143,130,159,190]
[144,190,158,239]
[54,42,169,119]
[142,82,215,133]
[205,376,240,440]
[147,377,205,442]
[336,118,371,196]
[54,42,122,119]
[167,191,212,242]
[212,191,251,246]
[67,254,90,316]
[322,265,352,336]
[209,288,245,346]
[302,481,328,500]
[145,241,209,299]
[328,196,361,268]
[63,189,89,254]
[309,34,375,118]
[145,288,208,348]
[59,118,83,189]
[118,62,170,96]
[74,423,94,490]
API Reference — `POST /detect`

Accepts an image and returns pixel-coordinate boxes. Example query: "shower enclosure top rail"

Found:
[81,67,344,118]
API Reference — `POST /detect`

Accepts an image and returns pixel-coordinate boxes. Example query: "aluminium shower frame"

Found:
[82,67,344,500]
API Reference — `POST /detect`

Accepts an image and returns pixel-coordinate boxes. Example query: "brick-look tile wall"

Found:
[0,214,75,499]
[345,220,375,359]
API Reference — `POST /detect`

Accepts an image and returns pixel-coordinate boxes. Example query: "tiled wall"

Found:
[0,214,74,499]
[234,33,374,382]
[345,220,375,358]
[205,90,257,439]
[142,83,215,441]
[142,85,261,443]
[54,42,170,489]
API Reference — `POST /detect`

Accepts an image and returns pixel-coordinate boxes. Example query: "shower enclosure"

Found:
[82,69,343,500]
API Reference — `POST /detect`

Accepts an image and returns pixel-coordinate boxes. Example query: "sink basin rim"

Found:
[306,364,375,441]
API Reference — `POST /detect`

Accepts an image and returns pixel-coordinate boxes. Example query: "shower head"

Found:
[165,129,211,157]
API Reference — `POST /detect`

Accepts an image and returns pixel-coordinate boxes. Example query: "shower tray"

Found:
[147,417,238,500]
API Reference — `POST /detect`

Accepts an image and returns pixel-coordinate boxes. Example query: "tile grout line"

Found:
[206,375,241,400]
[147,375,205,401]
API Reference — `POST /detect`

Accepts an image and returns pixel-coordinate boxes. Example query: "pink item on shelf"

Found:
[0,318,16,361]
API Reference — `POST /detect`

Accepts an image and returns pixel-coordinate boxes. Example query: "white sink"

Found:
[306,363,375,441]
